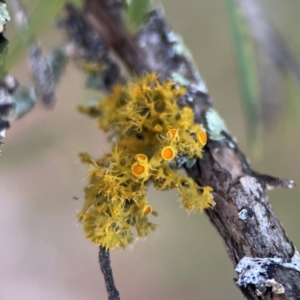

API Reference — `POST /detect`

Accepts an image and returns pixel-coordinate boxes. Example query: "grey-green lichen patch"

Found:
[168,31,208,94]
[171,72,190,87]
[12,85,36,119]
[171,69,208,95]
[168,32,194,61]
[206,108,231,141]
[170,155,196,169]
[0,3,10,33]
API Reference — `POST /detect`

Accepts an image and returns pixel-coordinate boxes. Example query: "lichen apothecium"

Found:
[78,74,215,250]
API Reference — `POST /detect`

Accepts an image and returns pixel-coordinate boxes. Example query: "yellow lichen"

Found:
[135,153,148,163]
[78,74,214,249]
[131,162,148,178]
[161,146,177,160]
[154,124,163,132]
[197,130,207,146]
[142,205,152,216]
[167,128,179,139]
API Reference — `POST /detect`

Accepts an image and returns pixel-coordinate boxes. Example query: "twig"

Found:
[0,1,69,143]
[60,4,123,91]
[9,0,56,108]
[99,246,120,300]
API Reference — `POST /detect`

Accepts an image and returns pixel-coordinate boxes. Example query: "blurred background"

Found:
[1,0,300,299]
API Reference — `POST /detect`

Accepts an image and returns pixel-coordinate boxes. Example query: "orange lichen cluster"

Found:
[78,74,214,249]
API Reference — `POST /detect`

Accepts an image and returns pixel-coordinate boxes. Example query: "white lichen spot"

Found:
[235,257,276,288]
[206,108,231,141]
[240,176,263,199]
[4,75,16,90]
[265,184,275,191]
[235,256,283,296]
[235,255,300,294]
[238,208,248,221]
[252,202,270,233]
[255,289,262,296]
[287,180,296,189]
[190,81,208,94]
[0,129,6,138]
[282,249,300,272]
[266,279,285,294]
[228,141,235,148]
[0,3,10,33]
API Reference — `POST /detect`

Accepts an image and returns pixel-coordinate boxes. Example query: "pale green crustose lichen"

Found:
[0,3,10,33]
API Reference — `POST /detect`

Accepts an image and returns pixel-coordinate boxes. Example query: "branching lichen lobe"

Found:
[78,74,214,249]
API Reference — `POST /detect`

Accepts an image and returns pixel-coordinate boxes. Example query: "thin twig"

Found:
[99,246,120,300]
[60,4,123,91]
[9,0,56,108]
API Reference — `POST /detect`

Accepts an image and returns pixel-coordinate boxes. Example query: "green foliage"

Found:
[78,74,214,249]
[224,0,261,153]
[6,0,81,69]
[126,0,152,30]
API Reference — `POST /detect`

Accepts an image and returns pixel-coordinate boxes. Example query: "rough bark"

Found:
[99,246,120,300]
[74,1,300,299]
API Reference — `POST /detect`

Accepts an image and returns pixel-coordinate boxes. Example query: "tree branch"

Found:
[72,1,300,299]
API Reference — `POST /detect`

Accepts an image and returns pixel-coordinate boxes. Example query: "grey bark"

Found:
[99,246,120,300]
